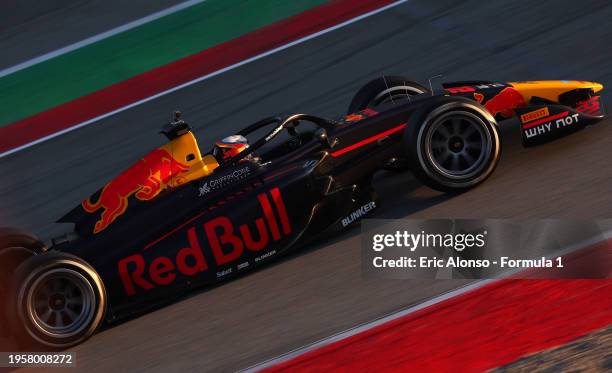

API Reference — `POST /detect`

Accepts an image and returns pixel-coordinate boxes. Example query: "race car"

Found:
[0,77,605,348]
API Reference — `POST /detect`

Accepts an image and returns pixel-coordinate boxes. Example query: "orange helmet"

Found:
[213,135,249,161]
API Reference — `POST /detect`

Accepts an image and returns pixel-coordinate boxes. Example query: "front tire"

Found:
[6,253,106,348]
[349,76,430,171]
[348,76,430,114]
[404,96,501,192]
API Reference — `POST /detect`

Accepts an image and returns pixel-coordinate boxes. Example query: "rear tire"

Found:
[404,96,501,192]
[0,228,45,338]
[6,253,106,349]
[0,285,7,338]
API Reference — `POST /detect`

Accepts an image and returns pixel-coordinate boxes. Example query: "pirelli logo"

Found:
[521,107,550,123]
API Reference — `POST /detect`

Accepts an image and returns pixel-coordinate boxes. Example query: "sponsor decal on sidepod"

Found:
[199,165,251,196]
[118,188,291,296]
[341,201,377,227]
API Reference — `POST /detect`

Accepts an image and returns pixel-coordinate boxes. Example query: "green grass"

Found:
[0,0,328,127]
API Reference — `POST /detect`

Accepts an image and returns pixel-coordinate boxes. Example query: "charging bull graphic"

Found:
[474,87,526,118]
[83,148,190,234]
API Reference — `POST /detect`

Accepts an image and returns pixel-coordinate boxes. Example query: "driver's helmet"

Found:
[213,134,249,161]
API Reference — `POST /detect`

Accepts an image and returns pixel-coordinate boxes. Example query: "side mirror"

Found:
[315,128,338,149]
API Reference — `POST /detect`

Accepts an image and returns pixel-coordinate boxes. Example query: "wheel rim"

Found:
[26,268,96,339]
[423,111,492,179]
[373,86,426,106]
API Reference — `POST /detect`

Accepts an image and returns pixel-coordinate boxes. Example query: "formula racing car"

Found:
[0,77,605,347]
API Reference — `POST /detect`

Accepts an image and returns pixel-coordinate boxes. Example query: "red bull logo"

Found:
[475,87,526,118]
[118,187,291,296]
[82,148,190,234]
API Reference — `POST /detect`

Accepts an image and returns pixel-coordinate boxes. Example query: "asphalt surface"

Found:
[1,0,612,371]
[0,0,185,69]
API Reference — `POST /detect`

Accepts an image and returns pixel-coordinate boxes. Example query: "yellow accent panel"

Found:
[184,155,219,183]
[162,132,219,187]
[162,132,202,162]
[508,80,604,103]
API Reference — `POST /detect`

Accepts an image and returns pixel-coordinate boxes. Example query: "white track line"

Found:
[241,230,612,372]
[0,0,206,79]
[0,0,410,159]
[241,280,496,373]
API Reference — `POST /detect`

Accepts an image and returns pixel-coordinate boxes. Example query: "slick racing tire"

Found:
[0,228,45,338]
[6,253,106,349]
[0,285,7,338]
[0,228,45,273]
[348,76,430,171]
[348,76,430,114]
[404,96,501,192]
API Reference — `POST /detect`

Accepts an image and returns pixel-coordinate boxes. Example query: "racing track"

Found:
[0,0,185,70]
[1,0,612,371]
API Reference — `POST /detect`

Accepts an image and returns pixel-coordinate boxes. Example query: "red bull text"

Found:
[118,188,291,296]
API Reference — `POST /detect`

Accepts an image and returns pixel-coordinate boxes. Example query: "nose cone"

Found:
[590,81,604,93]
[570,80,604,93]
[509,80,605,103]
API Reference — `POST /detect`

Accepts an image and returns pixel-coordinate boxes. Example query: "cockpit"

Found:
[159,111,337,188]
